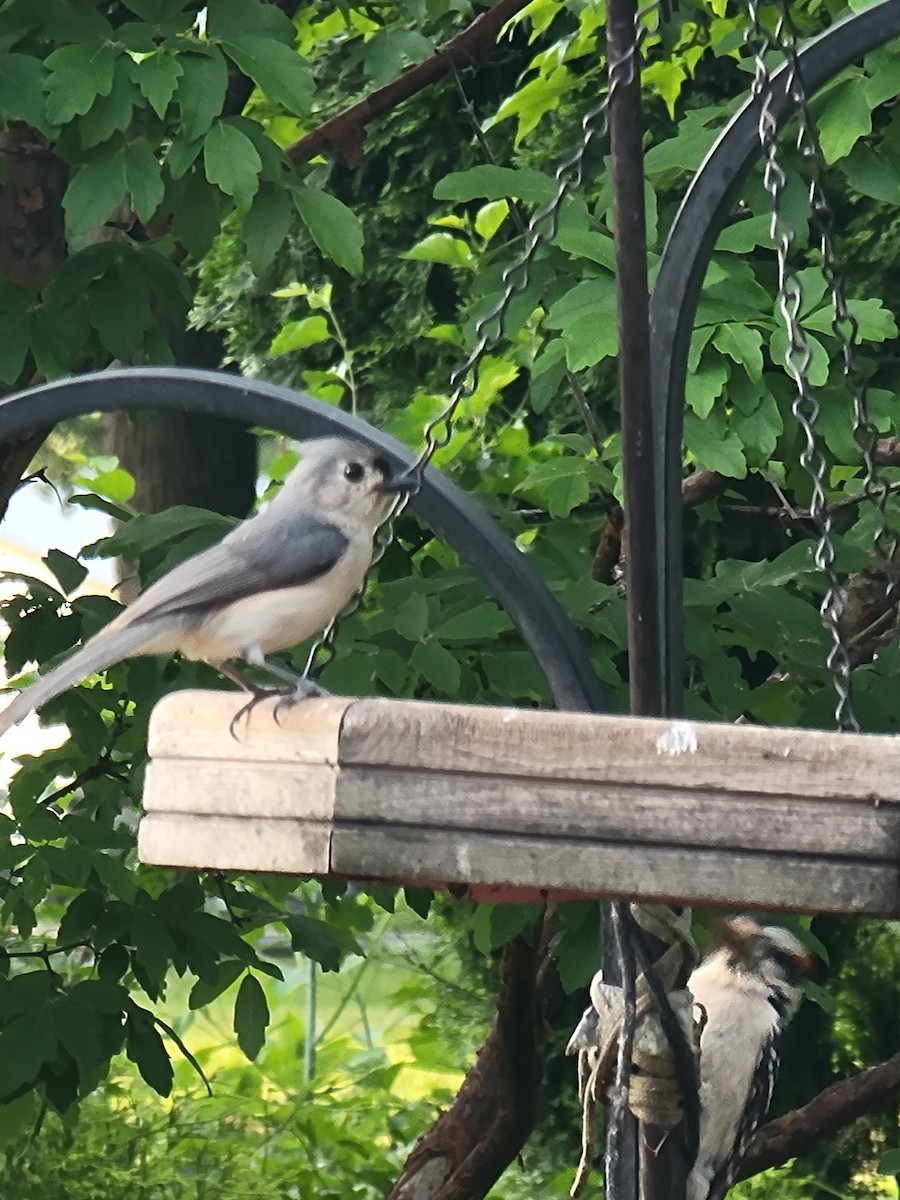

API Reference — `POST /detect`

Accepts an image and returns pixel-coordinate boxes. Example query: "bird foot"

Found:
[229,685,285,740]
[273,678,330,727]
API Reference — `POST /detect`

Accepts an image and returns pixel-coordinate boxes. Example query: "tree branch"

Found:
[681,436,900,507]
[388,936,543,1200]
[739,1052,900,1179]
[286,0,532,168]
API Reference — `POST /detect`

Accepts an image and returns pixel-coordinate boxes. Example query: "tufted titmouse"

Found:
[0,436,412,736]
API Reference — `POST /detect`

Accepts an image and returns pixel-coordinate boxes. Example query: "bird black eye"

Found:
[344,461,365,482]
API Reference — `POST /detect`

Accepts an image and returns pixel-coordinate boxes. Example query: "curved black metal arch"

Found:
[0,366,607,714]
[649,0,900,714]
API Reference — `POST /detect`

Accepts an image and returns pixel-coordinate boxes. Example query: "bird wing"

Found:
[124,515,350,625]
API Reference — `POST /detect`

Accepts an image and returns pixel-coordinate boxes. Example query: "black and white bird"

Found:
[687,915,813,1200]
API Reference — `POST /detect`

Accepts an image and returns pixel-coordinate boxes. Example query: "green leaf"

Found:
[544,279,618,371]
[0,313,30,385]
[177,50,228,142]
[410,640,460,693]
[84,505,232,559]
[87,259,152,359]
[715,214,775,253]
[712,323,763,380]
[553,227,616,270]
[69,492,132,522]
[554,903,602,993]
[44,41,117,124]
[878,1148,900,1174]
[733,391,782,461]
[434,164,556,205]
[233,973,269,1062]
[132,51,182,119]
[0,1011,56,1101]
[434,603,509,641]
[841,144,900,204]
[286,913,351,971]
[131,907,176,993]
[0,1094,38,1147]
[803,298,897,343]
[207,0,296,43]
[0,54,48,131]
[489,904,540,949]
[393,592,429,641]
[79,56,136,149]
[123,139,164,223]
[188,958,245,1009]
[54,998,108,1081]
[684,410,747,478]
[125,1008,173,1096]
[474,199,509,242]
[769,327,830,387]
[203,121,261,209]
[686,360,728,419]
[172,167,225,259]
[243,184,292,275]
[817,78,872,163]
[403,233,473,269]
[363,28,433,87]
[292,186,363,277]
[643,58,687,119]
[403,887,433,919]
[269,315,330,355]
[515,456,591,518]
[43,549,87,596]
[63,147,127,238]
[98,943,130,981]
[221,36,313,116]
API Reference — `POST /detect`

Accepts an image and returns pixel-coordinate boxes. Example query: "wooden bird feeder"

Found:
[138,690,900,916]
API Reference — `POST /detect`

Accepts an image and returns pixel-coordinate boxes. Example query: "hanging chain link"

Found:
[306,2,659,680]
[770,3,900,613]
[745,0,858,731]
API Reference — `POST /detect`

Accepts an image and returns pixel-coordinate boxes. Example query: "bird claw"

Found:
[273,679,330,727]
[228,679,330,739]
[228,686,283,740]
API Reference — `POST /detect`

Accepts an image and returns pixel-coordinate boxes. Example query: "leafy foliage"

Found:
[0,0,899,1195]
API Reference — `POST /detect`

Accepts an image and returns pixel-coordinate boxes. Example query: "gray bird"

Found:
[0,436,411,736]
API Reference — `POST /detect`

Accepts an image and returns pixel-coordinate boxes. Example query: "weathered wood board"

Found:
[138,690,900,915]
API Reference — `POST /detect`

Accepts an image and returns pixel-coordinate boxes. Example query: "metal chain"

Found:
[771,3,900,604]
[306,2,659,680]
[745,0,858,732]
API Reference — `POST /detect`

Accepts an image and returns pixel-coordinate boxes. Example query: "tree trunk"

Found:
[106,330,257,520]
[0,122,67,521]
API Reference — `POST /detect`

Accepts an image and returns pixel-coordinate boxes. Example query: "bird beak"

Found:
[378,471,417,495]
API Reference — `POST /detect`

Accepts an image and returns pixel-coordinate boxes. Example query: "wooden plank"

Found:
[137,813,331,874]
[338,698,900,804]
[330,826,900,916]
[147,690,353,764]
[144,760,337,818]
[332,768,900,862]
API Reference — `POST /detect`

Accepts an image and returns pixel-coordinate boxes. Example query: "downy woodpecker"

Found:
[687,915,814,1200]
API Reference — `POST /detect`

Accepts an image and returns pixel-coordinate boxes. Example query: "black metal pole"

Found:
[607,0,662,720]
[606,2,687,1199]
[605,2,650,1198]
[649,0,900,715]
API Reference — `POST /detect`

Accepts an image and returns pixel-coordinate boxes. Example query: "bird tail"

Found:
[0,618,160,738]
